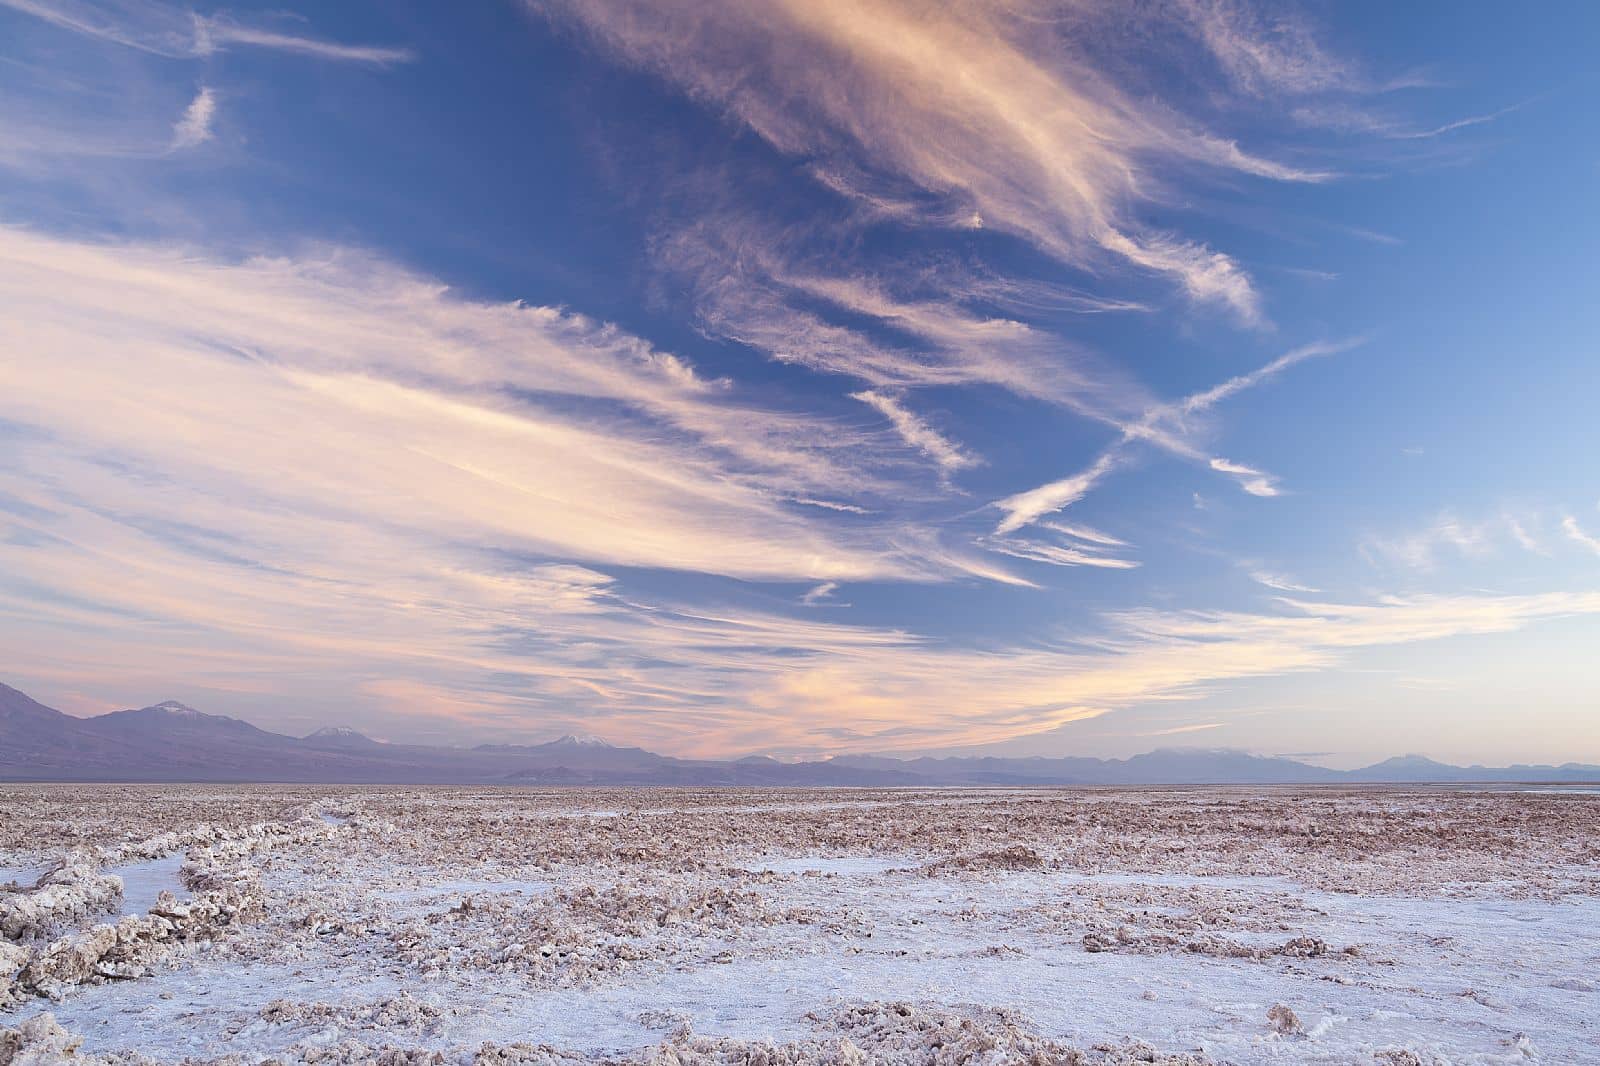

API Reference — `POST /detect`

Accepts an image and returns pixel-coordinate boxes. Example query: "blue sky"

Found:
[2,0,1597,765]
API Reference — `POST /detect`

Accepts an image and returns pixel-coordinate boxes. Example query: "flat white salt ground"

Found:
[736,855,909,875]
[369,878,553,906]
[0,866,47,888]
[14,859,1598,1064]
[104,854,189,916]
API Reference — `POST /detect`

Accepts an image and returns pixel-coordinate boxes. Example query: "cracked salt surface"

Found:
[18,870,1598,1062]
[3,785,1597,1064]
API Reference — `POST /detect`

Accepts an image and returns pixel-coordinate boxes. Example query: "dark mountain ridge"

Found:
[3,683,1597,786]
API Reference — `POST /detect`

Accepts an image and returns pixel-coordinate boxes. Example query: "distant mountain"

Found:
[474,735,667,773]
[300,726,382,751]
[1347,754,1600,784]
[0,683,128,769]
[1347,754,1462,783]
[826,747,1342,785]
[92,700,282,742]
[1112,748,1344,785]
[2,682,1598,786]
[554,733,613,748]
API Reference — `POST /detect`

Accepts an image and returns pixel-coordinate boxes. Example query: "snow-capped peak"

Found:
[310,726,363,738]
[149,700,203,716]
[552,733,613,748]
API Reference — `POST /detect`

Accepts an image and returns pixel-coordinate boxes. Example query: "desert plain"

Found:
[2,785,1597,1064]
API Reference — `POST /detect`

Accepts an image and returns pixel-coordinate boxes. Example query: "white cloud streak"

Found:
[0,226,997,586]
[528,1,1387,554]
[1175,0,1353,96]
[534,0,1336,325]
[1250,571,1318,594]
[1564,517,1600,556]
[1209,457,1280,497]
[993,338,1358,532]
[1173,339,1353,420]
[1366,510,1558,571]
[3,236,1595,756]
[994,452,1121,534]
[170,85,215,149]
[1,1,413,63]
[1040,521,1127,548]
[801,582,840,606]
[193,16,414,65]
[4,2,1537,759]
[851,390,978,478]
[983,536,1139,570]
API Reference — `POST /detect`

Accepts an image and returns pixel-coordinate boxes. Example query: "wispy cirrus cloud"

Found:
[1294,101,1526,141]
[801,582,841,606]
[1209,457,1280,497]
[11,1,1573,762]
[1364,509,1564,571]
[732,589,1600,756]
[1171,339,1354,420]
[1,1,413,63]
[850,390,978,480]
[992,338,1356,532]
[0,226,984,585]
[534,0,1399,567]
[169,85,215,149]
[982,535,1139,571]
[1136,721,1224,738]
[1173,0,1355,96]
[535,0,1339,325]
[995,452,1122,534]
[7,224,1600,755]
[192,15,413,64]
[0,2,412,174]
[1564,516,1600,556]
[655,220,1153,421]
[1250,570,1319,594]
[1041,522,1127,548]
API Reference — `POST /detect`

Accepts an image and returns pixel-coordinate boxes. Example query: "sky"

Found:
[2,0,1597,767]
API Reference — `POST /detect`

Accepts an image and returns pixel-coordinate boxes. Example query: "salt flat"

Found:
[1,785,1596,1064]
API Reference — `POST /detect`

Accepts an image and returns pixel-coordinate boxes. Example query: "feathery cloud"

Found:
[533,0,1336,325]
[994,452,1122,534]
[193,16,414,64]
[1174,0,1354,95]
[1250,571,1319,594]
[801,582,840,606]
[1041,522,1127,548]
[170,86,215,149]
[1365,510,1555,571]
[1564,517,1600,556]
[992,338,1358,532]
[5,230,1597,760]
[851,390,978,479]
[0,226,986,585]
[983,536,1139,570]
[1209,457,1280,497]
[6,2,1555,759]
[1,1,413,63]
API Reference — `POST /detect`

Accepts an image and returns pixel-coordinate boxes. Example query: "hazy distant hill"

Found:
[2,682,1597,786]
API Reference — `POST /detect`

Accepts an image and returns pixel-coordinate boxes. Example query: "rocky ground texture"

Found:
[1,785,1596,1064]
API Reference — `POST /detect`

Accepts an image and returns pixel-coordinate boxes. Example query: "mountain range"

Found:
[3,682,1597,786]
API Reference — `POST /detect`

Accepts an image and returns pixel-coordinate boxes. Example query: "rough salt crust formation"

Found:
[1,1003,1211,1065]
[0,858,122,942]
[1,784,1596,1063]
